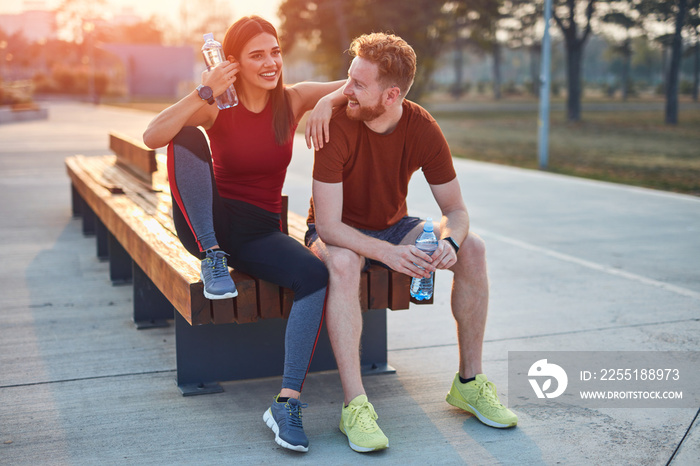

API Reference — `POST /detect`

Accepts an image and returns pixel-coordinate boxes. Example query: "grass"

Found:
[430,101,700,196]
[104,96,700,196]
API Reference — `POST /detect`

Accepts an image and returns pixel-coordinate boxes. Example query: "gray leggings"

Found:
[168,126,328,392]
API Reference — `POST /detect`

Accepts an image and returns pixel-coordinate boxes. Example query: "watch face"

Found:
[198,85,213,100]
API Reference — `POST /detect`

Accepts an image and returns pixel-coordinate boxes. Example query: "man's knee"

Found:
[453,233,486,273]
[324,247,363,284]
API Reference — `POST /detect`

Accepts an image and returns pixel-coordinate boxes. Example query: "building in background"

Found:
[101,44,195,98]
[0,1,57,43]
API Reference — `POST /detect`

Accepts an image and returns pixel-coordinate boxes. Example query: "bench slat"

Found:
[233,272,259,323]
[109,131,157,182]
[257,278,283,319]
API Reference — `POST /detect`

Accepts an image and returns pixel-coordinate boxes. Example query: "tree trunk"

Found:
[665,0,688,125]
[452,26,464,98]
[566,40,582,121]
[493,41,502,100]
[622,39,631,101]
[332,0,351,80]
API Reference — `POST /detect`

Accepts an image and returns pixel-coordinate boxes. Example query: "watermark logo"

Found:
[528,359,568,399]
[509,352,699,408]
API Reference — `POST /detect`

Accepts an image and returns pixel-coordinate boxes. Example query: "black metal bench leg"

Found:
[175,313,288,395]
[108,232,132,285]
[71,184,82,217]
[95,217,109,261]
[133,262,172,329]
[360,308,396,375]
[81,198,96,236]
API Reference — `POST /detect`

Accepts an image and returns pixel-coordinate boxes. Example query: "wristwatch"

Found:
[444,236,460,253]
[196,84,215,105]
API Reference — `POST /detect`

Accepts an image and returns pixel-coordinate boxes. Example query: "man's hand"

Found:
[431,240,458,270]
[379,244,437,279]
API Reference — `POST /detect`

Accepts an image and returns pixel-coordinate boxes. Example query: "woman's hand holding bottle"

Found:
[201,61,239,99]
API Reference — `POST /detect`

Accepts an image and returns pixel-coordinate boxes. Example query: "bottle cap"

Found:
[424,217,433,232]
[203,33,214,41]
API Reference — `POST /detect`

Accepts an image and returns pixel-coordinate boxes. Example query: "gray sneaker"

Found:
[200,249,237,300]
[263,396,309,452]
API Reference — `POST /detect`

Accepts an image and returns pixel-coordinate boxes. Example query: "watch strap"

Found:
[444,236,460,253]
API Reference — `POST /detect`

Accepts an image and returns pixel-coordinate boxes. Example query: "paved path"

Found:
[1,102,698,465]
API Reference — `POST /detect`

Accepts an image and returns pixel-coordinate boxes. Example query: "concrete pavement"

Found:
[0,101,698,465]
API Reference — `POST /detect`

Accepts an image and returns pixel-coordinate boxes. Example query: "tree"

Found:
[279,0,450,102]
[642,0,690,123]
[110,18,165,45]
[665,0,688,124]
[507,1,545,96]
[600,1,645,101]
[551,0,597,122]
[447,0,507,100]
[55,0,107,43]
[687,0,699,101]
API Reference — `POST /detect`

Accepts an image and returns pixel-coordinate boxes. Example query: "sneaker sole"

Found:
[339,423,389,452]
[263,408,309,453]
[445,393,517,429]
[202,289,238,300]
[200,273,238,300]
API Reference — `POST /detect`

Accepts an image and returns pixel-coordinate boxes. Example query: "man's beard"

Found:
[346,98,386,122]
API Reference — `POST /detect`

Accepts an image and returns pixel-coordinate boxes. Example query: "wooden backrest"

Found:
[109,131,157,183]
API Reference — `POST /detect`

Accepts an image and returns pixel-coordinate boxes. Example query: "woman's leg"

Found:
[230,231,328,393]
[168,126,237,299]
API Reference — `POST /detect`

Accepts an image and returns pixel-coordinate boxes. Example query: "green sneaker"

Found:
[446,373,518,428]
[339,394,389,452]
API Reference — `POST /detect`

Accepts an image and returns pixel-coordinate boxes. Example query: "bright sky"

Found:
[1,0,284,27]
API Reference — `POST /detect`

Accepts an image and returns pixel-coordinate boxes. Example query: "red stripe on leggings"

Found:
[298,287,329,393]
[167,141,204,252]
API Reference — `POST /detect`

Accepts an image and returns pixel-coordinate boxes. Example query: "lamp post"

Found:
[537,0,553,170]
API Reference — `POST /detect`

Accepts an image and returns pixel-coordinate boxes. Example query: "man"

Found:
[305,32,517,453]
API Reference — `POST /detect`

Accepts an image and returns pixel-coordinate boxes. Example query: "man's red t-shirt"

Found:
[309,99,456,231]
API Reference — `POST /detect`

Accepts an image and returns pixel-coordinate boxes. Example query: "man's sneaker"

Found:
[446,373,518,428]
[263,395,309,452]
[339,394,389,452]
[200,248,237,300]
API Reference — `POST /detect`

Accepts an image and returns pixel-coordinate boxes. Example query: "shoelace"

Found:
[208,253,230,279]
[476,379,505,408]
[346,402,378,432]
[285,401,308,428]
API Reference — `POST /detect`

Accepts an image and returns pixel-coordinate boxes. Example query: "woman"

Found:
[143,16,344,453]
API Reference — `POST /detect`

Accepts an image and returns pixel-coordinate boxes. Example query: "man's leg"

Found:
[400,223,487,378]
[309,237,390,452]
[401,224,516,428]
[309,239,365,404]
[449,233,488,378]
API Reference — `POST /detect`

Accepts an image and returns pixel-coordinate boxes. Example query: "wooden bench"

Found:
[66,131,432,395]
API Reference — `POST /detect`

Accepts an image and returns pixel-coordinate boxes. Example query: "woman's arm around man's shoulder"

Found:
[286,80,346,150]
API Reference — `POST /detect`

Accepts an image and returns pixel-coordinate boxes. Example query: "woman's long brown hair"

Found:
[222,16,293,145]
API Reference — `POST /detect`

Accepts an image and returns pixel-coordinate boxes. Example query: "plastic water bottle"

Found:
[410,218,439,301]
[201,33,238,109]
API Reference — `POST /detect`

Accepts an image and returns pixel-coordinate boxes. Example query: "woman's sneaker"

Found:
[339,394,389,452]
[200,248,237,299]
[263,395,309,452]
